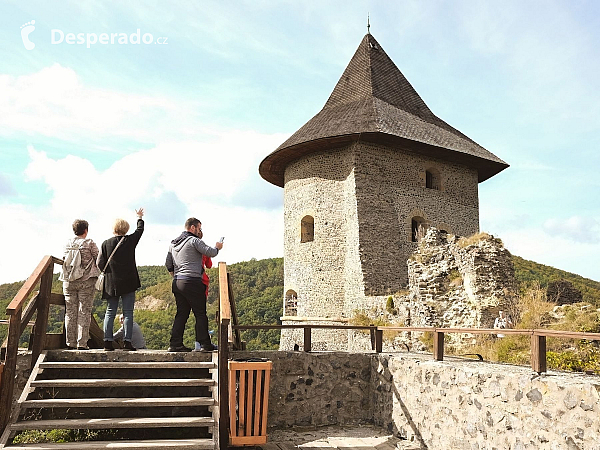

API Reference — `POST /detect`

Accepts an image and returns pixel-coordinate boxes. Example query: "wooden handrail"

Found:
[232,323,600,375]
[0,320,35,327]
[6,255,55,315]
[233,324,378,330]
[1,255,62,432]
[218,262,232,321]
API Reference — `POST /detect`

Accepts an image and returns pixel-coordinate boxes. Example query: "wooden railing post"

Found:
[375,329,383,353]
[303,327,311,352]
[219,317,230,450]
[531,334,547,373]
[433,331,444,361]
[0,310,21,430]
[29,266,53,369]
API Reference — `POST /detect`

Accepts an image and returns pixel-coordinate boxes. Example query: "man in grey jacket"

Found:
[165,217,223,352]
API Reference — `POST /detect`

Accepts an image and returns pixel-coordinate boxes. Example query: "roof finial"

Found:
[367,13,371,34]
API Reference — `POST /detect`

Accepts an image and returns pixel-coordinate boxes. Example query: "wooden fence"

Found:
[231,324,600,374]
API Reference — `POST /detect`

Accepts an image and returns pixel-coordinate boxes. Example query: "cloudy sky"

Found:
[0,1,598,284]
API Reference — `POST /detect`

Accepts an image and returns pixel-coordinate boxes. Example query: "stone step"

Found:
[31,378,215,388]
[6,438,214,449]
[10,416,215,431]
[39,362,215,370]
[21,397,215,408]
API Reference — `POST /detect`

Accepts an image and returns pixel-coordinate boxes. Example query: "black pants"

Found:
[170,278,210,347]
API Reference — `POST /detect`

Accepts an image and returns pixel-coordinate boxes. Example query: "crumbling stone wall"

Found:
[400,228,517,344]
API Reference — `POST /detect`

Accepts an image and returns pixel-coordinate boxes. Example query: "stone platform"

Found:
[261,425,421,450]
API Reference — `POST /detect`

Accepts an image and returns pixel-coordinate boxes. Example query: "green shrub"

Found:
[386,296,397,314]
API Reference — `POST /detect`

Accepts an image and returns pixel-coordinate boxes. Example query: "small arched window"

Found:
[425,169,440,190]
[301,216,314,243]
[411,217,428,242]
[285,290,298,316]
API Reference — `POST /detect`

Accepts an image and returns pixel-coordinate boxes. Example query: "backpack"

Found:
[60,239,92,282]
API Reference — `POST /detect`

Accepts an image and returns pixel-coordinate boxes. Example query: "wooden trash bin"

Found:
[228,359,272,446]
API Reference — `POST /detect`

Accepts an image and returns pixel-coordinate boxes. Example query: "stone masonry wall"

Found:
[353,141,480,293]
[233,351,600,449]
[372,353,600,449]
[234,351,373,428]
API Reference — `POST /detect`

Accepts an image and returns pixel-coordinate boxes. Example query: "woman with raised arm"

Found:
[98,208,144,351]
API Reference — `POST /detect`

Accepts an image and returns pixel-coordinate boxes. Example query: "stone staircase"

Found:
[0,350,219,449]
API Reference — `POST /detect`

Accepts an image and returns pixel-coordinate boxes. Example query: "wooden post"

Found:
[219,317,230,450]
[303,327,311,352]
[375,329,383,353]
[369,325,375,350]
[29,266,52,369]
[531,334,547,374]
[0,310,21,430]
[433,331,444,361]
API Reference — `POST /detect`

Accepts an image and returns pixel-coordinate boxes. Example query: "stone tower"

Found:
[259,34,508,350]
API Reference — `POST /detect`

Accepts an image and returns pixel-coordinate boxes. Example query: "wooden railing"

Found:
[231,324,600,374]
[217,262,232,450]
[0,255,63,430]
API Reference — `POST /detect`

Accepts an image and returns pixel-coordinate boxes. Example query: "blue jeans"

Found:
[103,291,135,342]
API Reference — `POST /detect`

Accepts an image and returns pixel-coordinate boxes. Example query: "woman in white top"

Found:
[60,219,101,349]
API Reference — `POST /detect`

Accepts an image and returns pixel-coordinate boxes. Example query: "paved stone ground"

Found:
[258,425,423,450]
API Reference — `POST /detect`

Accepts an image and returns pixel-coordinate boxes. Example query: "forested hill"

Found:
[1,256,599,349]
[512,256,600,305]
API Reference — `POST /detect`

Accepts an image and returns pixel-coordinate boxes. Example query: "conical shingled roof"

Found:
[259,33,508,187]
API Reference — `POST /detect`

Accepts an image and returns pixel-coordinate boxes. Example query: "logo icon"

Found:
[20,20,36,50]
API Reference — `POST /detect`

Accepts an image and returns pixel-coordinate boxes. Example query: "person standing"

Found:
[165,217,223,352]
[194,254,212,351]
[98,208,144,351]
[60,220,101,350]
[493,310,513,338]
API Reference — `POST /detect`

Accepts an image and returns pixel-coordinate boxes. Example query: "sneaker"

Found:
[104,340,114,351]
[123,341,136,351]
[66,346,76,350]
[168,345,193,352]
[195,343,218,352]
[77,346,89,350]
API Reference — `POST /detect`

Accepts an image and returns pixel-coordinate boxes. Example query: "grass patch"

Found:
[457,232,503,248]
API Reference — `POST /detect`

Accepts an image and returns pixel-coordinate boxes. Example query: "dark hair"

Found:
[72,219,89,236]
[185,217,201,229]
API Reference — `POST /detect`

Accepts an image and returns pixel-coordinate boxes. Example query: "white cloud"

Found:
[543,216,600,244]
[0,64,200,143]
[0,134,286,284]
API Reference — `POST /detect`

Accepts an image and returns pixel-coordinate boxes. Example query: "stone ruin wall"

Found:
[404,227,517,332]
[347,227,518,351]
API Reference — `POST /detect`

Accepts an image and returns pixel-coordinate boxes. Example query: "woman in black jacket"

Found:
[98,208,144,351]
